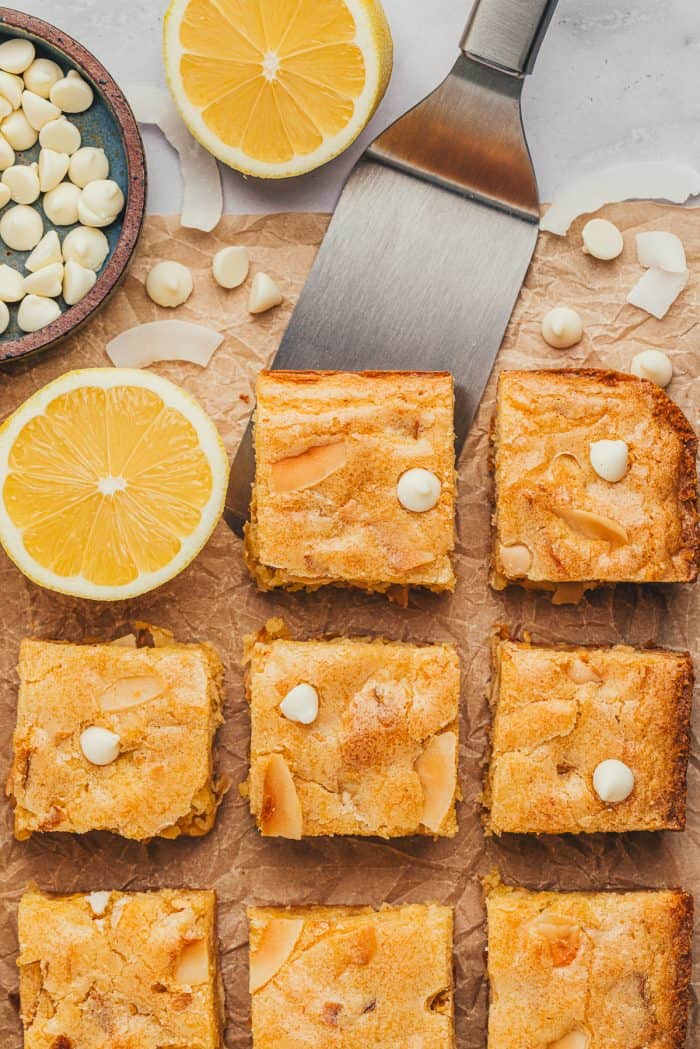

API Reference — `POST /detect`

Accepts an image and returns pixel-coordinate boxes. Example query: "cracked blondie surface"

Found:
[18,888,222,1049]
[244,370,456,595]
[486,882,693,1049]
[492,369,699,596]
[248,904,454,1048]
[7,631,224,840]
[244,622,460,838]
[485,638,692,834]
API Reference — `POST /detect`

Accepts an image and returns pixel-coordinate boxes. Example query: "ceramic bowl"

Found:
[0,8,146,363]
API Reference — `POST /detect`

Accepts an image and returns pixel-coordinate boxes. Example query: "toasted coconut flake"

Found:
[99,674,165,712]
[541,162,700,235]
[636,231,686,273]
[260,755,303,838]
[270,441,347,493]
[174,939,209,985]
[106,321,224,369]
[626,267,689,319]
[250,918,304,993]
[128,85,222,232]
[553,507,628,545]
[551,583,588,606]
[415,731,457,833]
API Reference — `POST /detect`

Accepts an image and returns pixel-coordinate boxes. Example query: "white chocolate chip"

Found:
[589,439,629,483]
[548,1030,590,1049]
[581,218,623,261]
[592,759,634,804]
[50,69,94,113]
[0,301,9,334]
[146,260,193,308]
[499,542,533,577]
[567,658,601,685]
[26,229,62,272]
[62,225,109,271]
[248,271,283,314]
[0,183,8,208]
[0,70,24,109]
[63,259,96,305]
[0,263,24,301]
[43,181,82,225]
[69,146,109,188]
[279,683,319,725]
[2,162,40,204]
[21,89,61,131]
[630,348,673,388]
[87,891,111,916]
[17,294,61,332]
[24,261,63,298]
[1,110,37,151]
[0,96,12,121]
[78,178,125,227]
[397,468,441,512]
[0,38,35,75]
[0,131,14,171]
[23,58,63,99]
[38,147,69,191]
[79,725,121,766]
[39,116,81,154]
[212,245,249,289]
[541,306,583,349]
[0,203,43,250]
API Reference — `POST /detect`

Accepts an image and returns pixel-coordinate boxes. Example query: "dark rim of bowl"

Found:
[0,6,147,364]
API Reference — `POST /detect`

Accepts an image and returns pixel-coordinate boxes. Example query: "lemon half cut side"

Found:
[0,368,230,600]
[163,0,393,178]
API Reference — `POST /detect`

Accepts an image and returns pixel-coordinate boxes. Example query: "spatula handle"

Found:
[461,0,558,76]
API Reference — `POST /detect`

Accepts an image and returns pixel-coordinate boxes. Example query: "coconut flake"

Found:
[541,162,700,235]
[635,231,686,273]
[626,268,689,320]
[106,320,224,368]
[127,86,222,232]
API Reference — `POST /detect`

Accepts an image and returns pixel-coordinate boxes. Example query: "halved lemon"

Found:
[163,0,393,178]
[0,369,229,600]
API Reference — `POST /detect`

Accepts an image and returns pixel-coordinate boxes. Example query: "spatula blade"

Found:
[224,156,537,533]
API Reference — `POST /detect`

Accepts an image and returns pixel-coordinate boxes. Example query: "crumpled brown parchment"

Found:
[0,203,697,1047]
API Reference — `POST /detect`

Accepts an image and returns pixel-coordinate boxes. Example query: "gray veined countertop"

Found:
[17,0,700,215]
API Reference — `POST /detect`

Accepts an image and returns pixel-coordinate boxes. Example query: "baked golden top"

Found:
[249,904,454,1048]
[18,888,221,1049]
[486,882,692,1049]
[245,370,456,592]
[492,369,699,588]
[245,624,460,838]
[486,639,692,834]
[8,635,224,840]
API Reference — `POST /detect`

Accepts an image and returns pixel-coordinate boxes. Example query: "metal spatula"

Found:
[225,0,558,534]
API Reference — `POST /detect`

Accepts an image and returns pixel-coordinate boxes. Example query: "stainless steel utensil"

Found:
[225,0,558,534]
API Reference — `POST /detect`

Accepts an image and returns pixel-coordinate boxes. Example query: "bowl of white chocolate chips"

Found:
[0,9,145,363]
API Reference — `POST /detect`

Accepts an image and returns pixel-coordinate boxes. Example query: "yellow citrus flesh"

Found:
[163,0,393,177]
[0,370,229,600]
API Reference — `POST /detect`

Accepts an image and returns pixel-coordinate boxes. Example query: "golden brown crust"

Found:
[484,637,693,834]
[485,881,693,1049]
[248,904,455,1048]
[491,369,700,592]
[244,622,460,838]
[18,887,222,1049]
[245,370,456,595]
[7,631,225,841]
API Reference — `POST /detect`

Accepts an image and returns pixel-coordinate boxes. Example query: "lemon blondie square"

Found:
[18,888,222,1049]
[244,370,456,596]
[485,638,692,835]
[244,621,460,838]
[248,904,454,1048]
[486,881,693,1049]
[492,369,699,597]
[7,629,224,840]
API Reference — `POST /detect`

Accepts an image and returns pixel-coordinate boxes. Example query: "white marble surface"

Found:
[18,0,700,214]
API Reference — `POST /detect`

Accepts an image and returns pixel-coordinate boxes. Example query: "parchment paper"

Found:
[0,203,697,1047]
